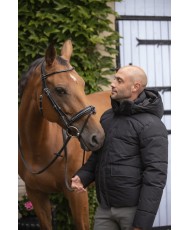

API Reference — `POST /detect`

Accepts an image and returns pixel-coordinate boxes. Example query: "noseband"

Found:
[40,60,96,138]
[19,60,96,191]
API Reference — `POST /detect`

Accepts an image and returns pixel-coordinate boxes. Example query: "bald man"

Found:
[72,66,168,230]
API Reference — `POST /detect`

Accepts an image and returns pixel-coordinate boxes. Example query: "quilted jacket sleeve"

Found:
[75,150,100,188]
[133,119,168,229]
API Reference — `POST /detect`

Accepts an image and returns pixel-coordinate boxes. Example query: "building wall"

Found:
[115,0,171,16]
[18,176,26,200]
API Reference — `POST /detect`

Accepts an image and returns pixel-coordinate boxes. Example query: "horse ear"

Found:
[45,43,57,66]
[61,39,73,61]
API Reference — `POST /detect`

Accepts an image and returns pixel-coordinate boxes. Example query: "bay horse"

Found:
[18,39,111,230]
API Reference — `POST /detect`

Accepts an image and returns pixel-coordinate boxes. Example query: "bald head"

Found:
[119,65,147,91]
[111,65,148,101]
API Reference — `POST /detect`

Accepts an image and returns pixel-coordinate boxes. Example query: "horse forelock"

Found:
[56,56,68,67]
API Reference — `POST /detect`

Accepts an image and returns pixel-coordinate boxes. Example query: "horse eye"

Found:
[55,87,67,95]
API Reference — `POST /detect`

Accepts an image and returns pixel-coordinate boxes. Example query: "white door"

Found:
[115,0,171,227]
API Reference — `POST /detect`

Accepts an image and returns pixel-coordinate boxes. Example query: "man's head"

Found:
[110,65,147,101]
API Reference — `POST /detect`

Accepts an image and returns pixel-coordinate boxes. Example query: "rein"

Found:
[19,60,95,191]
[18,133,71,174]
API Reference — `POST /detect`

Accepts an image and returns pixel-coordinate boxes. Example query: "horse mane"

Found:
[18,56,68,99]
[18,57,44,99]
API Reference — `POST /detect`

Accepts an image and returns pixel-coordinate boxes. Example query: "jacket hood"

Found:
[111,89,164,118]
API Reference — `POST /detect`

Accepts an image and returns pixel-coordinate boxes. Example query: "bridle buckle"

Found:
[66,126,80,137]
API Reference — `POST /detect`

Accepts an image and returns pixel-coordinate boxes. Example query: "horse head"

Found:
[32,40,105,151]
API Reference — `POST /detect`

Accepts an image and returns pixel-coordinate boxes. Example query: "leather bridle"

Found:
[40,60,96,138]
[19,60,96,191]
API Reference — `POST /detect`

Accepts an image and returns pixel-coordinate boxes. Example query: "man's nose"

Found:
[111,81,115,88]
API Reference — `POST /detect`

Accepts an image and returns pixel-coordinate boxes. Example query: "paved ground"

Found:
[18,220,171,230]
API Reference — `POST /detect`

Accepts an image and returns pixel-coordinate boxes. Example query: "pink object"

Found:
[24,201,33,210]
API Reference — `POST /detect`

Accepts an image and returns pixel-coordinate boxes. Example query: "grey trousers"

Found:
[93,206,137,230]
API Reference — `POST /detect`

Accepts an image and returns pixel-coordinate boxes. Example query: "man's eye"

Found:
[55,87,67,95]
[114,76,122,83]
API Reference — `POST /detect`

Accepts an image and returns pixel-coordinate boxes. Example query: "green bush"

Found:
[19,0,121,229]
[50,193,75,230]
[18,0,121,93]
[50,185,98,230]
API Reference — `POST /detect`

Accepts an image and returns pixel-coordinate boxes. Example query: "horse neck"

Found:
[19,95,61,154]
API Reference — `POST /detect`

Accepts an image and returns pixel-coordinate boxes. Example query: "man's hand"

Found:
[133,228,142,230]
[71,175,86,192]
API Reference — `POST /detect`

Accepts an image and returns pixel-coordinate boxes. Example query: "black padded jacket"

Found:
[76,89,168,230]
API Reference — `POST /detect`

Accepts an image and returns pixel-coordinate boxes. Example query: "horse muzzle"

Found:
[79,127,105,151]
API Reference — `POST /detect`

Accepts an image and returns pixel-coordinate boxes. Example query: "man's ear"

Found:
[132,82,141,92]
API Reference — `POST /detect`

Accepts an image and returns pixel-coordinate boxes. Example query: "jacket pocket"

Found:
[111,165,141,178]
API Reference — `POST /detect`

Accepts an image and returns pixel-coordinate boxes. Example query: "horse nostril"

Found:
[90,132,105,149]
[90,134,100,147]
[91,134,99,147]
